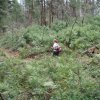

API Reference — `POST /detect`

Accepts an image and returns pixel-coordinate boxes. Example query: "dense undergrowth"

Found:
[0,16,100,100]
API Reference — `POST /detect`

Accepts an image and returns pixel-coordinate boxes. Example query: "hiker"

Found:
[52,39,61,56]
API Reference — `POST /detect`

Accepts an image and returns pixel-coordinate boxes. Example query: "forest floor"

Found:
[0,47,93,65]
[0,47,52,63]
[0,46,100,99]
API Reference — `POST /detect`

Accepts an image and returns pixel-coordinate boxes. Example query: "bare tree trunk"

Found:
[44,0,46,25]
[24,0,34,26]
[69,1,77,17]
[28,0,34,25]
[41,0,46,26]
[49,0,53,27]
[61,0,64,20]
[91,0,95,16]
[41,0,43,25]
[79,0,83,17]
[66,0,69,9]
[72,6,77,17]
[56,10,59,19]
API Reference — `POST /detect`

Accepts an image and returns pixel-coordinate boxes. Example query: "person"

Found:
[52,39,61,56]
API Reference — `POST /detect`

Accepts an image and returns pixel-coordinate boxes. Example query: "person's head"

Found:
[53,39,58,43]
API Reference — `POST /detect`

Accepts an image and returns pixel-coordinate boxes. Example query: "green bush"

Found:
[51,20,67,32]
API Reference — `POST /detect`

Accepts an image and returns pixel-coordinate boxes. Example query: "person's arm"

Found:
[57,43,62,51]
[51,43,54,49]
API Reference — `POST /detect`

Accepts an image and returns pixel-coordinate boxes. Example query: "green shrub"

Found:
[51,20,67,32]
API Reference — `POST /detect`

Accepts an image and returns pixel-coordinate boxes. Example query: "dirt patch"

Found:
[25,51,51,59]
[0,48,51,61]
[8,50,19,57]
[0,48,19,58]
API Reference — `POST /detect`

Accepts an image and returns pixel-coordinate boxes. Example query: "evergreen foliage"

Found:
[0,16,100,99]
